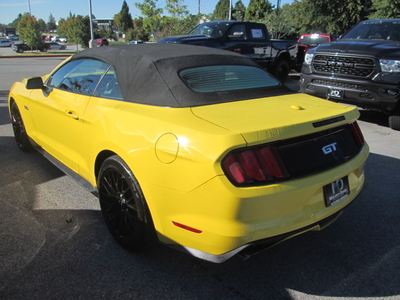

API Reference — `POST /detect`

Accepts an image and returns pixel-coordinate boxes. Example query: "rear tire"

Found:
[97,155,156,251]
[388,114,400,131]
[10,101,34,152]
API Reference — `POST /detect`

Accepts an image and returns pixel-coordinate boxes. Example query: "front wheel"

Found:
[97,155,156,251]
[389,114,400,131]
[273,59,290,82]
[10,101,34,152]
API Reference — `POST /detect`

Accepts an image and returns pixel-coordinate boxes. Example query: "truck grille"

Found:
[313,55,375,78]
[312,79,366,91]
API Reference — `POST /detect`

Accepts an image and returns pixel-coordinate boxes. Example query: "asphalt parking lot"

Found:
[1,56,399,300]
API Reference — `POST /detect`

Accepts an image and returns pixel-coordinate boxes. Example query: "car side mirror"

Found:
[26,77,44,89]
[228,32,244,39]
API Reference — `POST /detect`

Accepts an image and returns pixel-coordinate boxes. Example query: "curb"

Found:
[0,54,73,59]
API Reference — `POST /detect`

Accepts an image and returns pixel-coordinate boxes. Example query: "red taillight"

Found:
[222,145,289,186]
[349,121,364,147]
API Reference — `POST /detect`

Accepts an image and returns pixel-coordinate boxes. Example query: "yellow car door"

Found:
[29,58,110,173]
[29,88,91,172]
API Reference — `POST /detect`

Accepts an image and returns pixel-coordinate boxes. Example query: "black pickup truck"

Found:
[158,21,298,81]
[300,19,400,130]
[12,42,50,53]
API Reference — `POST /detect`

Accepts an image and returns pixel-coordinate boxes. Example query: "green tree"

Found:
[244,0,273,21]
[295,0,372,34]
[58,14,91,48]
[113,0,134,33]
[135,0,163,36]
[369,0,400,18]
[212,0,231,20]
[164,0,190,35]
[10,13,23,29]
[47,13,57,31]
[265,4,298,39]
[17,13,43,51]
[38,18,47,32]
[232,0,246,21]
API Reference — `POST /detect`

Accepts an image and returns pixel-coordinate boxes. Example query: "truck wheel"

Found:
[17,48,23,53]
[388,115,400,131]
[273,60,290,82]
[41,48,48,52]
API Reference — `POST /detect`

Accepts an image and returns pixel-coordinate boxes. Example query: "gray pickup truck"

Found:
[158,21,298,82]
[300,19,400,130]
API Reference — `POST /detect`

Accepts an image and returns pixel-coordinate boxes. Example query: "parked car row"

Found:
[0,38,14,47]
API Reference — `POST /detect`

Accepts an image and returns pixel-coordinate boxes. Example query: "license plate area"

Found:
[327,88,344,99]
[323,176,350,206]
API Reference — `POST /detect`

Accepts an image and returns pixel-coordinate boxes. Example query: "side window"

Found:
[47,59,109,95]
[229,24,247,39]
[94,66,123,100]
[249,25,266,40]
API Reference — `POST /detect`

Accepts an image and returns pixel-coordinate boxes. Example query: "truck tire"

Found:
[17,48,23,53]
[388,115,400,131]
[273,60,290,82]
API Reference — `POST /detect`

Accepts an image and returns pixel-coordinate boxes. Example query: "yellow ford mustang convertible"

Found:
[8,44,369,263]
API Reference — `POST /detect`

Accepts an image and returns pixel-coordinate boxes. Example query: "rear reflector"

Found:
[173,222,202,233]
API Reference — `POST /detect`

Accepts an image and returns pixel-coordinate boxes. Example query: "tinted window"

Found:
[180,65,279,93]
[342,21,400,41]
[94,66,123,100]
[47,59,109,95]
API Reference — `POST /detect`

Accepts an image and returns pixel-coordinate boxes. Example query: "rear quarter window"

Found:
[179,65,279,93]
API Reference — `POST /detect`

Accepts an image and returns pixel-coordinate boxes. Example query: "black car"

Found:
[12,42,51,53]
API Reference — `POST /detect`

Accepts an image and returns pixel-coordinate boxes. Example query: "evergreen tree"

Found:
[47,13,57,31]
[212,0,231,20]
[114,0,134,33]
[232,0,246,21]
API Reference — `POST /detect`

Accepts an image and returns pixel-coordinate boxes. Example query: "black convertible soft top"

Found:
[72,44,287,107]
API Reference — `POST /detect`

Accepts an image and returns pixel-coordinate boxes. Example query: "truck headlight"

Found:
[380,59,400,72]
[304,53,314,65]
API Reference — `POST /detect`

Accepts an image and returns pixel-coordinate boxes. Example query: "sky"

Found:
[0,0,294,25]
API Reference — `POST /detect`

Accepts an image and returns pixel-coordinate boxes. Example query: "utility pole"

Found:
[88,0,95,48]
[27,0,32,15]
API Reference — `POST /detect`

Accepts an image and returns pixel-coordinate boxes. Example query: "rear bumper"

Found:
[165,209,344,263]
[300,72,400,113]
[144,144,369,263]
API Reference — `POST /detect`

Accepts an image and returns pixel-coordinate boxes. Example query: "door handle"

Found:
[66,110,79,120]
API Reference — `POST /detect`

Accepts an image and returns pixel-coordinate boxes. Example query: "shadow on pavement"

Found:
[1,149,399,299]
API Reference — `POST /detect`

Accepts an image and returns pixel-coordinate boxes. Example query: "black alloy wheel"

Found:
[11,101,33,152]
[98,155,155,251]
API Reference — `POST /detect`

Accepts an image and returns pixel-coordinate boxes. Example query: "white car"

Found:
[0,38,13,47]
[45,42,66,50]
